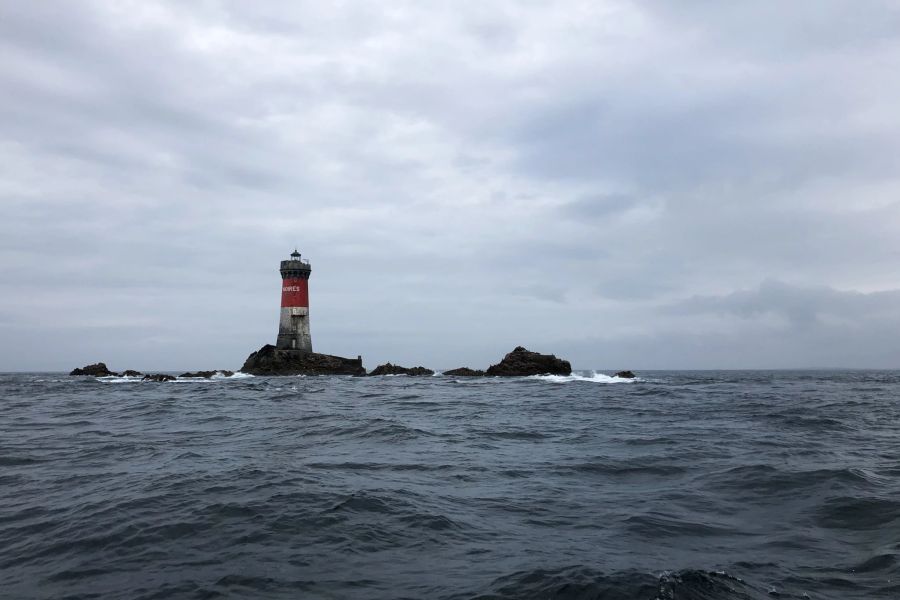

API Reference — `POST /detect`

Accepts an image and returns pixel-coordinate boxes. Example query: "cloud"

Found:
[670,280,900,329]
[1,1,900,370]
[553,282,900,369]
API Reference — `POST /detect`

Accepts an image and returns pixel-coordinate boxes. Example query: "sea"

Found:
[1,370,898,600]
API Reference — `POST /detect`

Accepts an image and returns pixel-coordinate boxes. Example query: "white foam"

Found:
[173,371,251,382]
[96,375,143,383]
[531,371,638,384]
[98,371,254,383]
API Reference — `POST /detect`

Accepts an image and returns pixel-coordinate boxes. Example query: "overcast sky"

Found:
[2,1,900,371]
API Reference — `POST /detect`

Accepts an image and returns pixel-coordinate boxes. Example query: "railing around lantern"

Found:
[281,259,311,267]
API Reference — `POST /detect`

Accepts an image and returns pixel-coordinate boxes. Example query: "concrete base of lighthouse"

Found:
[276,306,312,352]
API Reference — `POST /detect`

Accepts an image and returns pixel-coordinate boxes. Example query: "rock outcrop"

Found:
[368,363,434,376]
[614,370,636,379]
[70,363,146,377]
[70,363,117,377]
[484,346,572,377]
[240,345,366,376]
[142,373,176,382]
[70,346,574,380]
[179,370,234,378]
[443,367,486,377]
[442,347,571,377]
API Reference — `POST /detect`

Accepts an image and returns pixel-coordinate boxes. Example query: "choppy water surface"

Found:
[1,370,899,599]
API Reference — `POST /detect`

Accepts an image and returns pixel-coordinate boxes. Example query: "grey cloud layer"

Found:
[1,1,899,370]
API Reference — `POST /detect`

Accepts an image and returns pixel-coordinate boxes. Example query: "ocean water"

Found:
[1,370,899,599]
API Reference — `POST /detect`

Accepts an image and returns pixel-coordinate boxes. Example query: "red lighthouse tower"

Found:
[276,250,312,352]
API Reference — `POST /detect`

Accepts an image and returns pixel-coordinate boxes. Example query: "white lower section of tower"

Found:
[276,306,312,352]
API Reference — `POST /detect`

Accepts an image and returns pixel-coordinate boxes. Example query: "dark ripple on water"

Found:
[2,370,900,599]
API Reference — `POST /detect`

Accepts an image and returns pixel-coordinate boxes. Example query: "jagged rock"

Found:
[484,346,572,377]
[122,370,142,377]
[614,370,636,379]
[368,363,434,376]
[443,367,486,377]
[179,370,235,378]
[142,373,176,382]
[241,344,366,376]
[70,363,117,377]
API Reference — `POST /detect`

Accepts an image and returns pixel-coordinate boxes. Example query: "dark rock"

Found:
[443,367,486,377]
[368,363,434,376]
[70,362,117,377]
[614,370,636,379]
[179,370,235,378]
[240,345,366,376]
[484,346,572,377]
[122,370,142,377]
[142,373,176,382]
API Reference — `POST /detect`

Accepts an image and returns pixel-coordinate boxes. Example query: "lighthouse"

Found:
[276,250,312,352]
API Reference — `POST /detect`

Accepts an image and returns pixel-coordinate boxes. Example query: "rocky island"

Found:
[368,363,434,376]
[444,346,572,377]
[179,370,235,378]
[239,346,571,377]
[240,344,366,376]
[486,346,571,376]
[70,362,119,377]
[443,367,486,377]
[69,363,236,381]
[71,347,633,380]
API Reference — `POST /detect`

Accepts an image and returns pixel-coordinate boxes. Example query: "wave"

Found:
[474,567,774,600]
[429,371,637,383]
[816,496,900,530]
[560,459,686,478]
[228,371,254,378]
[698,465,888,505]
[96,371,254,383]
[531,371,638,384]
[95,375,143,383]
